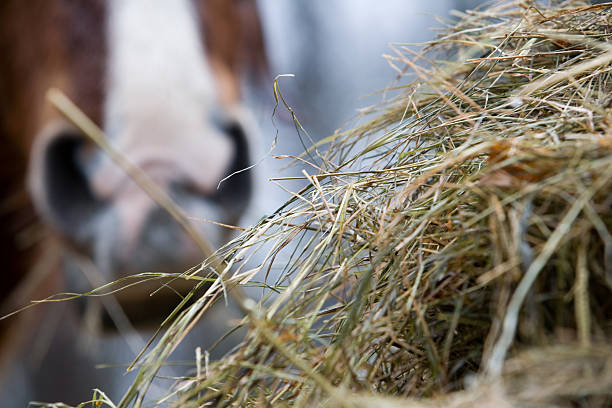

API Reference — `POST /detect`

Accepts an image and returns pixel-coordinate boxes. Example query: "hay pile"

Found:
[77,1,612,407]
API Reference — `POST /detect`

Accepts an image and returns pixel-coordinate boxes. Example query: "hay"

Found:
[46,1,612,407]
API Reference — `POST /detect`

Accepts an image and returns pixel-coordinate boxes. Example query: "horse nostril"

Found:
[168,118,252,220]
[215,120,252,205]
[28,123,102,244]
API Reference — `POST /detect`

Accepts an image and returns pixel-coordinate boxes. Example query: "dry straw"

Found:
[40,1,612,407]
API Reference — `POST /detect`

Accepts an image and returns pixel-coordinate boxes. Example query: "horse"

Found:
[0,0,266,404]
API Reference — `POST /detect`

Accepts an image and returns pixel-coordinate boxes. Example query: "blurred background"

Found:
[248,0,487,221]
[1,0,491,406]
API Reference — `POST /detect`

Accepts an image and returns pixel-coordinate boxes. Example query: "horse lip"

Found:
[110,204,207,276]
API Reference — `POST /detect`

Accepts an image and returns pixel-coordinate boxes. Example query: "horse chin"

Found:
[65,201,222,331]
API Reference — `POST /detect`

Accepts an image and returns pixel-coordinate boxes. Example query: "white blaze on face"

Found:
[100,0,233,195]
[98,0,234,252]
